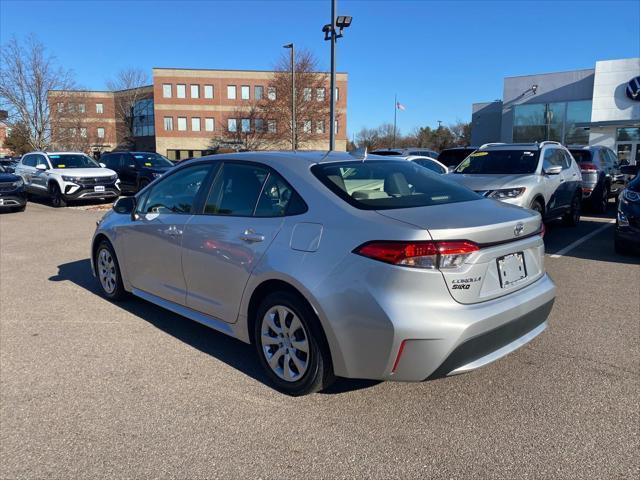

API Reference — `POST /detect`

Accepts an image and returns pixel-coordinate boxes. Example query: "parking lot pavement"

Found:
[1,202,638,479]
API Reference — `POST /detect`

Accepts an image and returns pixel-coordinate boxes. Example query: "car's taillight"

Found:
[354,240,479,269]
[580,163,597,173]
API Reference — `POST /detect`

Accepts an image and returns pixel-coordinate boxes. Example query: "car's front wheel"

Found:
[95,240,126,300]
[50,183,67,208]
[254,292,334,396]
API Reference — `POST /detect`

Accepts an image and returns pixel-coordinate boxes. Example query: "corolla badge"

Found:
[514,222,525,237]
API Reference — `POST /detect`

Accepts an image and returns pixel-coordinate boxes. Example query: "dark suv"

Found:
[437,147,478,171]
[101,151,174,194]
[569,145,626,213]
[0,164,27,212]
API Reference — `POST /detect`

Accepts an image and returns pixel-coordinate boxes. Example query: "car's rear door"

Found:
[181,161,301,323]
[119,162,214,305]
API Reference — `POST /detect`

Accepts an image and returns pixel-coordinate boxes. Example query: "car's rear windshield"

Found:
[438,149,474,167]
[48,154,100,169]
[311,160,480,210]
[133,153,174,168]
[569,150,592,163]
[454,150,540,175]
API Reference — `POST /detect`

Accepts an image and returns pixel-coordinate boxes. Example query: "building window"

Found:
[57,102,63,113]
[164,117,173,131]
[204,85,214,99]
[191,84,200,99]
[80,128,87,138]
[241,118,250,132]
[227,85,237,100]
[97,127,105,139]
[316,88,325,101]
[163,84,172,98]
[191,117,201,131]
[176,84,186,99]
[228,118,237,132]
[303,120,311,133]
[268,87,276,101]
[255,85,264,100]
[303,88,312,101]
[177,117,187,131]
[205,118,215,132]
[96,103,103,114]
[316,120,325,134]
[255,118,264,132]
[132,98,155,137]
[78,103,85,113]
[617,127,640,141]
[241,85,250,100]
[268,120,276,133]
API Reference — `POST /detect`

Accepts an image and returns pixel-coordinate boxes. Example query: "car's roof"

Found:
[480,143,545,151]
[26,151,88,156]
[441,146,478,151]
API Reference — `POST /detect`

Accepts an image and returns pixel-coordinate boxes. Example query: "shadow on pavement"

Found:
[49,258,380,395]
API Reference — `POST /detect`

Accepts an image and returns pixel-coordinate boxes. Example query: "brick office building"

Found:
[50,67,348,158]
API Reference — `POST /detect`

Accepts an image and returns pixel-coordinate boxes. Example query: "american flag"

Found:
[396,102,406,111]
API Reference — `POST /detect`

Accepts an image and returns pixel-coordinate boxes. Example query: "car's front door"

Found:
[119,163,214,305]
[31,154,51,190]
[181,161,301,323]
[120,153,139,191]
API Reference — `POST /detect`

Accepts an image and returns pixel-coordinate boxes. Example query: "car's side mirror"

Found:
[620,164,639,175]
[35,164,47,171]
[99,162,106,168]
[543,165,562,175]
[113,196,136,215]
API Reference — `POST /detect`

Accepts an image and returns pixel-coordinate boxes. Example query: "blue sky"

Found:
[1,0,638,138]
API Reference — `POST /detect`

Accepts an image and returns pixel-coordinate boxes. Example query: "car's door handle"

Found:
[559,178,565,183]
[239,229,265,243]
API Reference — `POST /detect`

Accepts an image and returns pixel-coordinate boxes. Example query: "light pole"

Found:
[283,43,295,150]
[323,2,352,151]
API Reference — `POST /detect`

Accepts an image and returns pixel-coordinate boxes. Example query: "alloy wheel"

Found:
[97,248,117,294]
[260,305,310,382]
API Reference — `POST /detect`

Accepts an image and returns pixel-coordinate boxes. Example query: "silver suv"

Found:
[15,152,120,207]
[448,142,582,225]
[92,151,555,396]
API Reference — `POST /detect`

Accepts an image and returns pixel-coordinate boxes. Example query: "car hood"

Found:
[376,198,541,244]
[447,173,534,192]
[50,168,117,177]
[0,172,21,182]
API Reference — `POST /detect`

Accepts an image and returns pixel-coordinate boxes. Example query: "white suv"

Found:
[15,152,120,207]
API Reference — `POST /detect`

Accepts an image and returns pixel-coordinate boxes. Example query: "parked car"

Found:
[0,157,19,173]
[14,152,120,207]
[91,151,555,395]
[448,142,582,225]
[615,164,640,255]
[407,155,448,174]
[101,151,174,194]
[437,147,478,171]
[370,147,439,159]
[0,164,27,212]
[568,145,626,213]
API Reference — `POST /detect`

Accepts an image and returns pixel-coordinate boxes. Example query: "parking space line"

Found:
[548,220,615,258]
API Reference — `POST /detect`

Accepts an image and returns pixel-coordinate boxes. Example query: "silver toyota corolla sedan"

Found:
[91,151,556,396]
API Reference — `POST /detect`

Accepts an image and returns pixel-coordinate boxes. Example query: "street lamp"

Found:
[283,43,295,150]
[323,1,352,151]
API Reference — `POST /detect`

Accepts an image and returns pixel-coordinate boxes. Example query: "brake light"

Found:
[354,240,479,269]
[580,163,597,173]
[391,340,407,373]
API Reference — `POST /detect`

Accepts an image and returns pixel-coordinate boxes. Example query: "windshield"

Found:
[569,150,592,163]
[133,153,174,168]
[454,150,540,175]
[312,160,480,210]
[438,149,475,168]
[48,154,100,169]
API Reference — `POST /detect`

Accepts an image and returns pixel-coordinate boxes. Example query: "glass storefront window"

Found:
[617,128,640,142]
[132,98,155,137]
[512,100,592,144]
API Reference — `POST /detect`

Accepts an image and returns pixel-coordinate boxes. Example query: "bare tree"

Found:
[257,49,334,149]
[210,104,277,152]
[0,35,79,150]
[106,68,151,147]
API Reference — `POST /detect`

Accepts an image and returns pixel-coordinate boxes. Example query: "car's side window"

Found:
[414,159,445,174]
[141,164,211,215]
[124,154,136,168]
[542,149,562,170]
[254,170,307,217]
[103,154,119,170]
[204,163,268,216]
[560,150,572,170]
[21,155,35,167]
[35,155,49,169]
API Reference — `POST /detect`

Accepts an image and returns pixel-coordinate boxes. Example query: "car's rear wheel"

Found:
[95,240,126,300]
[563,193,581,226]
[50,183,67,208]
[254,292,334,396]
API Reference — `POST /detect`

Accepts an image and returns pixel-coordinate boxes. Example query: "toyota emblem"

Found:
[514,222,525,237]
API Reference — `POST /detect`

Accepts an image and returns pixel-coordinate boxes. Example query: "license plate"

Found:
[94,185,105,192]
[497,252,527,288]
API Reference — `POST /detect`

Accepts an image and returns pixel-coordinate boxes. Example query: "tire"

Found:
[94,240,127,301]
[530,199,544,217]
[563,193,581,227]
[592,183,609,214]
[50,183,67,208]
[254,291,335,396]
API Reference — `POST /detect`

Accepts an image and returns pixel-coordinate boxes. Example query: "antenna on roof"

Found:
[350,146,368,161]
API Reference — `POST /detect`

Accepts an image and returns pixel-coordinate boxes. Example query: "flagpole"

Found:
[393,94,397,148]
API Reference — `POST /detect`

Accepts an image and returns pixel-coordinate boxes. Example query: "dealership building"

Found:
[471,57,640,164]
[49,67,348,158]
